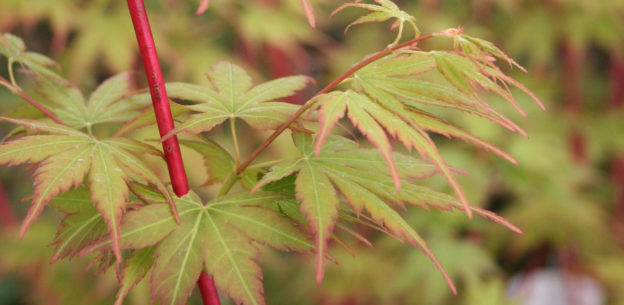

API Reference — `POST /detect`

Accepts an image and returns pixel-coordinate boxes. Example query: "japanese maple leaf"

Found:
[47,187,108,263]
[313,44,542,218]
[252,134,521,290]
[0,117,174,264]
[34,72,151,129]
[161,61,311,140]
[82,191,313,305]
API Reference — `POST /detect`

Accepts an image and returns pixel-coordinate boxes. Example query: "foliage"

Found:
[4,0,620,305]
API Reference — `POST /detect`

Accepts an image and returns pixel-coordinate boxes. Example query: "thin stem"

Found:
[230,118,241,168]
[0,75,65,125]
[217,173,240,197]
[125,1,219,305]
[236,34,434,175]
[8,60,19,89]
[198,273,221,305]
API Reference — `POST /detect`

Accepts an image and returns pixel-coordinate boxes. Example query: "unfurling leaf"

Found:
[332,0,420,46]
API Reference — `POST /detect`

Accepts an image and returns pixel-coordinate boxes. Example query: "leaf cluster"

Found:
[0,2,542,305]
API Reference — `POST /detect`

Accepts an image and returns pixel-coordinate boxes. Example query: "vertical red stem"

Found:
[198,272,221,305]
[125,1,220,304]
[126,0,189,197]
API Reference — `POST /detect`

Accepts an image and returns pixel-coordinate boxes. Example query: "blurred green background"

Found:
[1,0,623,304]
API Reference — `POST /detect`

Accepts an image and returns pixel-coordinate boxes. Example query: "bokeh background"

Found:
[0,0,623,304]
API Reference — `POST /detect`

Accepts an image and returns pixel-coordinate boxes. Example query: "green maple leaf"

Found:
[48,187,107,263]
[115,246,156,305]
[312,43,542,218]
[82,191,313,305]
[162,61,311,140]
[34,72,151,129]
[312,89,478,217]
[332,0,419,46]
[0,117,175,264]
[179,138,235,185]
[252,134,520,289]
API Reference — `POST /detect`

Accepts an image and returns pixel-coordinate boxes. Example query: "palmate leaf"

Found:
[313,90,476,216]
[253,134,521,289]
[316,42,543,217]
[254,134,452,286]
[332,0,419,46]
[0,117,174,264]
[34,72,151,129]
[162,61,311,140]
[82,191,313,305]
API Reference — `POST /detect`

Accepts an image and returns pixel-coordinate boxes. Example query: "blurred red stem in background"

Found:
[0,182,17,227]
[560,42,586,164]
[608,54,624,108]
[608,54,624,240]
[125,1,220,304]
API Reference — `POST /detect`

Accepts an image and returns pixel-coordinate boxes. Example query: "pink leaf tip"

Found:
[300,0,316,29]
[195,0,210,15]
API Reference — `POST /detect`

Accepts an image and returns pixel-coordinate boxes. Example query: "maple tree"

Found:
[0,1,545,305]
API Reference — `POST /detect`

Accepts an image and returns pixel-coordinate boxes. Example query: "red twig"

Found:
[236,34,433,175]
[125,1,219,304]
[126,0,189,197]
[198,272,221,304]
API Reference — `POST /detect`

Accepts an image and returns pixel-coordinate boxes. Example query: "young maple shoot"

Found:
[0,1,542,305]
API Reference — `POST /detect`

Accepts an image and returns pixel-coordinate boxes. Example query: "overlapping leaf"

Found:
[0,117,174,265]
[48,187,107,263]
[162,61,311,140]
[252,134,518,290]
[312,90,477,217]
[34,72,151,129]
[311,40,542,217]
[82,191,313,305]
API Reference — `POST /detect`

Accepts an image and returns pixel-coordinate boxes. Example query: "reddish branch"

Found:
[0,75,64,125]
[236,34,433,175]
[125,1,219,304]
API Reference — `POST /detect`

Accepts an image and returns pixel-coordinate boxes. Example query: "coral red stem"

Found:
[125,1,219,304]
[198,272,221,304]
[126,0,188,197]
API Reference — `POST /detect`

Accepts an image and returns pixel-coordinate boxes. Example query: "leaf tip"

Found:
[195,0,210,15]
[300,0,316,29]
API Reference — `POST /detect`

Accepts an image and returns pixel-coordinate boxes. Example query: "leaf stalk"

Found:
[0,75,65,125]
